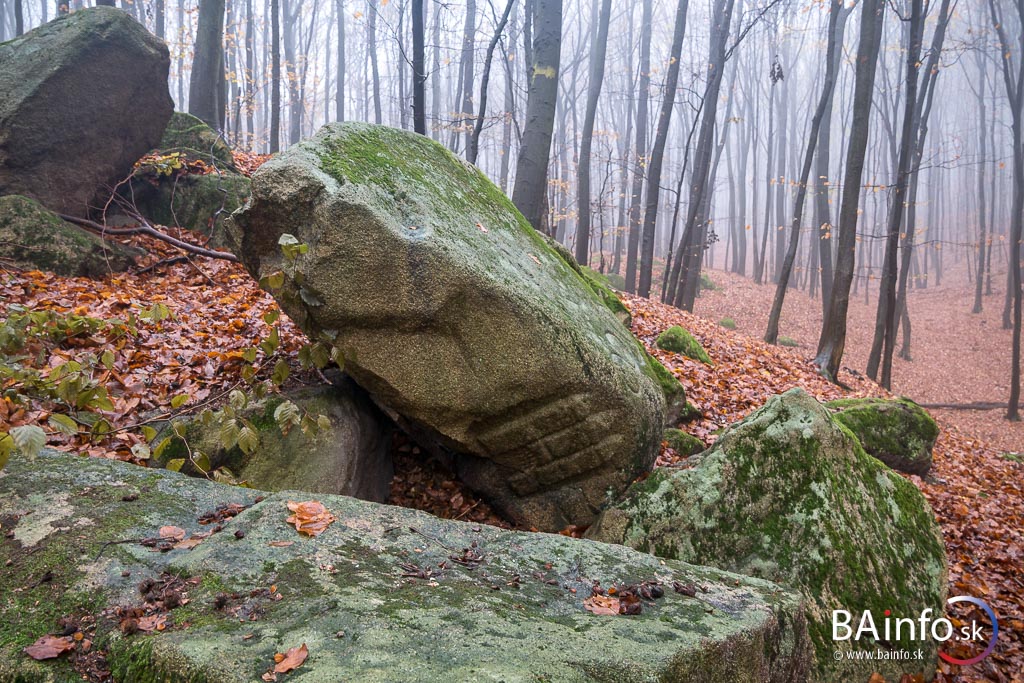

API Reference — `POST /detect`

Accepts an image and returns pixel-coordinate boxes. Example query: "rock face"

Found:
[0,7,173,216]
[828,397,938,477]
[0,195,139,276]
[588,389,948,682]
[154,381,393,502]
[227,122,666,531]
[121,113,250,240]
[0,451,813,682]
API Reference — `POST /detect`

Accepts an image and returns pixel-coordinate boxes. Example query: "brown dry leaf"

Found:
[285,501,336,537]
[137,615,167,632]
[583,594,620,616]
[268,540,295,548]
[273,643,309,674]
[23,634,74,660]
[867,675,886,683]
[159,526,186,542]
[174,532,211,550]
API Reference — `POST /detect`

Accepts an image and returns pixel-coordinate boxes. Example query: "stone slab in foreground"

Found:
[0,452,811,682]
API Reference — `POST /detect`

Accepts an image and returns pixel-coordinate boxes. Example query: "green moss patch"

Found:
[656,326,712,365]
[827,397,938,477]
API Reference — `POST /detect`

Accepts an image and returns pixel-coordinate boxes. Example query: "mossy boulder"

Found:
[226,122,666,531]
[0,194,140,277]
[642,346,695,426]
[154,381,393,502]
[588,389,947,682]
[663,428,704,456]
[827,397,938,477]
[0,451,813,682]
[656,326,712,364]
[129,170,250,240]
[0,7,173,216]
[719,317,737,330]
[157,111,237,171]
[580,265,631,326]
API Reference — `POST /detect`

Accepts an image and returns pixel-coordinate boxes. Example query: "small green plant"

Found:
[778,336,799,348]
[1003,453,1024,464]
[719,317,737,330]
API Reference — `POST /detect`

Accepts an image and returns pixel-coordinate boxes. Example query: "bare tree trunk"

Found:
[764,0,843,344]
[270,0,281,152]
[469,0,516,163]
[336,0,346,122]
[368,0,382,124]
[815,0,886,382]
[572,0,612,265]
[638,0,691,298]
[511,0,563,233]
[623,0,652,293]
[189,0,227,131]
[13,0,23,36]
[974,56,988,314]
[411,0,426,134]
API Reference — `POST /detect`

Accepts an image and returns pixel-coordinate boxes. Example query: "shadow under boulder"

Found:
[154,380,393,503]
[588,388,947,682]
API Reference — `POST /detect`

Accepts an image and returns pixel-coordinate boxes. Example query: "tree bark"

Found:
[270,0,281,152]
[189,0,227,131]
[469,0,516,163]
[572,0,612,265]
[412,0,426,134]
[623,0,652,293]
[511,0,563,233]
[815,0,886,382]
[764,0,843,344]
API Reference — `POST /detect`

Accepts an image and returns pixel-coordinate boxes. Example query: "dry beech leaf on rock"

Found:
[273,643,309,673]
[23,634,75,660]
[285,501,336,537]
[583,594,620,616]
[137,615,167,632]
[174,532,211,550]
[158,526,186,542]
[268,540,294,547]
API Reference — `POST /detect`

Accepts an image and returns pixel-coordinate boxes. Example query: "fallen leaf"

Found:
[159,526,186,542]
[285,501,336,537]
[273,643,309,673]
[583,594,620,616]
[268,540,294,547]
[23,634,74,660]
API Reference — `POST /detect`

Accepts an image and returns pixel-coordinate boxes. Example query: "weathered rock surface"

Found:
[155,381,393,502]
[157,111,237,171]
[828,397,938,477]
[123,113,250,240]
[227,122,666,531]
[588,389,947,682]
[0,195,140,276]
[0,451,812,682]
[0,7,173,216]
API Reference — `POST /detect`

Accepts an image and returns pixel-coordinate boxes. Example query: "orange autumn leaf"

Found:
[273,643,309,673]
[582,593,620,616]
[285,500,336,537]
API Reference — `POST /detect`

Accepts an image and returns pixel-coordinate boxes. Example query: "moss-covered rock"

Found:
[0,451,813,682]
[580,266,631,326]
[588,389,947,682]
[227,122,666,531]
[0,194,140,277]
[129,171,250,240]
[154,381,393,502]
[663,428,704,456]
[158,112,237,171]
[827,397,938,477]
[778,336,799,348]
[656,326,712,365]
[0,7,173,216]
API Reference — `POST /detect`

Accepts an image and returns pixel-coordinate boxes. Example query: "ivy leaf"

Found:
[47,413,79,436]
[10,425,46,459]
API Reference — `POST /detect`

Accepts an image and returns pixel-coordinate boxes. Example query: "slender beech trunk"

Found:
[469,0,517,163]
[624,0,652,293]
[412,0,426,134]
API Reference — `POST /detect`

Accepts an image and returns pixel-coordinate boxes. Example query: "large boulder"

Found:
[226,122,666,531]
[157,111,238,171]
[588,389,948,682]
[0,451,813,682]
[827,397,938,477]
[0,195,140,277]
[0,7,173,216]
[154,381,393,503]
